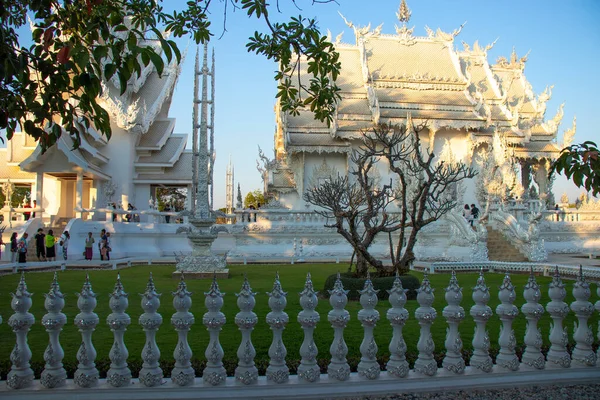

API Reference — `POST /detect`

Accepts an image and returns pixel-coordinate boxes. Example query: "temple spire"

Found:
[397,0,411,24]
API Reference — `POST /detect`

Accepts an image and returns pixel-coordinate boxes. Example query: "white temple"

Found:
[263,1,572,210]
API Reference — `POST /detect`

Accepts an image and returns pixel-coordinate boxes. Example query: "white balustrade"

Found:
[138,273,163,386]
[357,272,380,380]
[203,275,227,386]
[7,273,35,389]
[495,274,519,371]
[386,272,409,378]
[234,275,258,385]
[171,274,195,386]
[414,274,437,376]
[521,268,545,369]
[41,272,67,388]
[1,269,600,398]
[327,272,351,381]
[106,274,132,387]
[266,272,290,383]
[469,270,493,372]
[297,273,320,382]
[546,266,571,368]
[571,266,597,367]
[74,274,100,387]
[442,271,465,374]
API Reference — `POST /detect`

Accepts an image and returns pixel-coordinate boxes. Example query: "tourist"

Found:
[84,232,95,260]
[470,204,480,226]
[45,229,56,261]
[17,233,28,263]
[463,204,473,226]
[105,232,112,260]
[59,230,70,260]
[164,204,171,223]
[23,200,31,221]
[32,199,37,218]
[99,229,108,260]
[9,232,18,263]
[132,204,139,222]
[34,228,46,261]
[112,202,118,222]
[126,203,133,222]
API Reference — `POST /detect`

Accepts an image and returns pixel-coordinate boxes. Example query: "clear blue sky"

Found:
[166,0,598,208]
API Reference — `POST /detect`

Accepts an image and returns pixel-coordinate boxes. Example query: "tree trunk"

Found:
[355,252,369,278]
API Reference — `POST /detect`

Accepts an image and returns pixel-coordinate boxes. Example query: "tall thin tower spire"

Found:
[193,42,211,219]
[191,47,200,215]
[225,155,234,216]
[209,48,216,210]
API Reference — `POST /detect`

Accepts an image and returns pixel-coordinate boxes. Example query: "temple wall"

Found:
[102,125,138,206]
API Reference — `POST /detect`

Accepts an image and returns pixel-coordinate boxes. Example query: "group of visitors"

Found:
[111,202,139,223]
[87,229,112,261]
[462,203,480,227]
[8,228,70,264]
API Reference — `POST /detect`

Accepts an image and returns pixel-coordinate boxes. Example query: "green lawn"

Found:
[0,264,598,376]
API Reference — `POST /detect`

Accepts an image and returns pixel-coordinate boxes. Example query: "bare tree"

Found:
[304,122,476,277]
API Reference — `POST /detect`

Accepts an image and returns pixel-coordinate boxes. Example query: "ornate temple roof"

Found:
[275,1,572,160]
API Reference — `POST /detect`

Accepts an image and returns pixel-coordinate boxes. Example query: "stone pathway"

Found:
[333,384,600,399]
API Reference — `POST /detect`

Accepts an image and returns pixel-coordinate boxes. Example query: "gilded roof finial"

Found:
[397,0,411,24]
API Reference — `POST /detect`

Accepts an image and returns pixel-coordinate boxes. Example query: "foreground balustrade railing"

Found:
[2,267,600,398]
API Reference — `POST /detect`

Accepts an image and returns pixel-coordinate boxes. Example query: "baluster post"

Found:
[469,269,493,372]
[495,274,519,371]
[442,270,465,374]
[357,272,380,379]
[40,272,67,388]
[327,272,350,381]
[297,273,320,382]
[138,273,163,386]
[7,272,35,389]
[266,272,290,383]
[386,272,409,378]
[414,274,437,376]
[234,275,258,385]
[521,267,545,369]
[74,274,100,387]
[546,266,570,368]
[203,274,227,386]
[571,266,597,367]
[106,273,132,387]
[171,274,195,386]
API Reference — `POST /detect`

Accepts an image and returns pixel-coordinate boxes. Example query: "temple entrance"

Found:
[151,185,189,223]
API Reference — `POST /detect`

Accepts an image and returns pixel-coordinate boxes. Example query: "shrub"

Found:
[322,272,420,301]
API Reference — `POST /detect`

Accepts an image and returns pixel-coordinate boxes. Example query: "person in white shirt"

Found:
[59,230,70,260]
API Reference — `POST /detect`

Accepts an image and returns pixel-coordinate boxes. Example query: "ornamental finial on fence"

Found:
[106,273,132,387]
[470,269,493,372]
[203,274,227,386]
[74,274,100,388]
[571,265,597,367]
[297,272,320,382]
[7,272,35,389]
[358,271,381,379]
[442,270,465,374]
[138,273,164,387]
[41,272,67,388]
[234,274,258,385]
[521,267,545,370]
[171,273,195,386]
[496,274,519,371]
[546,266,570,368]
[266,272,290,383]
[386,271,409,378]
[414,274,437,376]
[327,272,351,381]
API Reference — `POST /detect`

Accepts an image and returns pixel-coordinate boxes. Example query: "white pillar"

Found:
[76,172,83,218]
[35,172,44,217]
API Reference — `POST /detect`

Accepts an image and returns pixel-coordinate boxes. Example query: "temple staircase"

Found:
[486,225,528,262]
